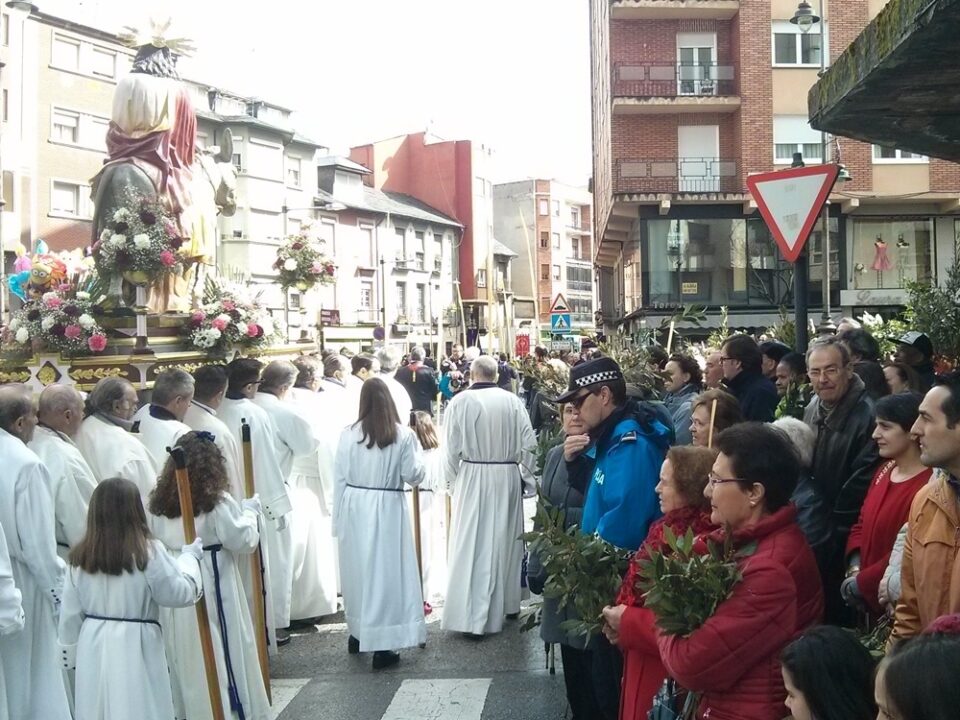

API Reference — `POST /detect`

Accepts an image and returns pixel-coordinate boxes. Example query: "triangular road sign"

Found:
[549,293,569,314]
[746,164,840,263]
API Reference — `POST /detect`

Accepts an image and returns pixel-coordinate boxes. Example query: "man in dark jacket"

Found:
[803,336,879,624]
[720,334,779,422]
[895,331,936,392]
[395,346,439,415]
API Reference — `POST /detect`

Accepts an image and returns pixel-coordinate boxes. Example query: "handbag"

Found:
[648,678,698,720]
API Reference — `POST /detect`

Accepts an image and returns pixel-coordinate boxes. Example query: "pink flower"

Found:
[211,318,228,331]
[58,283,72,293]
[309,261,323,274]
[160,250,176,267]
[247,324,262,338]
[64,325,82,339]
[87,334,107,352]
[45,296,62,309]
[222,300,236,312]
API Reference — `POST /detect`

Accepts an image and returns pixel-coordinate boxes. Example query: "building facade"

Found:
[493,179,595,343]
[590,0,960,336]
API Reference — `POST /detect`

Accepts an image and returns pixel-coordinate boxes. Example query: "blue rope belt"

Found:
[205,543,245,720]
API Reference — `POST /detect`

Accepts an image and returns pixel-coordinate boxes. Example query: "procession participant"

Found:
[0,518,24,720]
[76,377,158,500]
[409,411,448,602]
[184,365,246,501]
[217,358,293,646]
[0,384,71,720]
[252,361,319,479]
[334,379,426,669]
[58,478,203,720]
[376,346,414,421]
[149,433,270,720]
[396,346,439,416]
[344,354,380,423]
[321,353,350,393]
[286,356,339,623]
[441,355,537,638]
[132,369,194,469]
[29,385,98,561]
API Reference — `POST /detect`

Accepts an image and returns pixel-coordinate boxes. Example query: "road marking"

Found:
[380,678,491,720]
[269,678,311,719]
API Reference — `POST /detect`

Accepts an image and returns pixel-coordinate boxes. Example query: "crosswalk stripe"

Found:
[380,678,492,720]
[269,678,311,719]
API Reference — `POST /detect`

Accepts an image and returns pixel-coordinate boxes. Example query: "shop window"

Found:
[852,219,934,290]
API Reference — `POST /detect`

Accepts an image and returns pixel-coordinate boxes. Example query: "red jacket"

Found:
[846,461,931,615]
[657,505,824,720]
[616,507,716,720]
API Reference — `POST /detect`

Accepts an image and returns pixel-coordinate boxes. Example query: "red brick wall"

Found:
[611,18,734,65]
[737,0,773,184]
[930,159,960,192]
[611,115,737,162]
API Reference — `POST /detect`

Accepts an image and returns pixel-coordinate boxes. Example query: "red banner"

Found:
[515,334,530,357]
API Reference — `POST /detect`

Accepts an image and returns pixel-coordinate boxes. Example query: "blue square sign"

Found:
[551,313,571,333]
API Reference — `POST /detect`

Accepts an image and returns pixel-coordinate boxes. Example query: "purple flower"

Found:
[139,210,157,226]
[63,305,81,317]
[114,221,129,235]
[27,309,41,322]
[50,323,66,337]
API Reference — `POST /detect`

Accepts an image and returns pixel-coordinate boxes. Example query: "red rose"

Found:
[88,334,107,352]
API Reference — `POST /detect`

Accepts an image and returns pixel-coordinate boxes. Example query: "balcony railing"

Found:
[614,158,740,194]
[613,62,737,98]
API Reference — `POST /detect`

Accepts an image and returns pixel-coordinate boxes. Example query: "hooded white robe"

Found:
[0,522,24,720]
[57,541,201,720]
[184,402,245,501]
[379,371,413,423]
[151,495,270,720]
[76,414,158,501]
[131,405,192,471]
[440,385,537,636]
[29,426,98,561]
[334,423,426,651]
[0,429,71,720]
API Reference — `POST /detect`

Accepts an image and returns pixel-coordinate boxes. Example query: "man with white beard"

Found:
[218,358,293,646]
[441,356,537,638]
[0,385,71,720]
[29,385,98,561]
[286,356,339,622]
[76,377,158,501]
[376,345,413,421]
[131,369,194,469]
[184,365,245,500]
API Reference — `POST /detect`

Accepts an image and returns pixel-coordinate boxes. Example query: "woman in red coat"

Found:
[602,446,717,720]
[842,392,931,616]
[607,423,823,720]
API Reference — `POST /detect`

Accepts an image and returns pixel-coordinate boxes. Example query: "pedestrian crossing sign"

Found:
[551,313,571,333]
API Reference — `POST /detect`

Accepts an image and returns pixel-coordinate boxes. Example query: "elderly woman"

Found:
[601,445,718,720]
[527,403,600,719]
[657,423,823,720]
[689,389,742,447]
[663,355,703,445]
[842,392,931,617]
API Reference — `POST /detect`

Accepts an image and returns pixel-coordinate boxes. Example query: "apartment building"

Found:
[493,179,595,342]
[590,0,960,335]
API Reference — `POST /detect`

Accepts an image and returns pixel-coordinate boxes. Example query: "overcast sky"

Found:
[41,0,593,187]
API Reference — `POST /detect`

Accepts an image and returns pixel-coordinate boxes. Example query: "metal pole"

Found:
[791,152,810,351]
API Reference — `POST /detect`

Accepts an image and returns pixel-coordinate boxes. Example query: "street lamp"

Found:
[789,2,820,33]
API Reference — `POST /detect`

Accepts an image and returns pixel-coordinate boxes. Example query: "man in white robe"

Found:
[131,369,194,470]
[440,356,537,637]
[0,520,25,720]
[287,356,340,622]
[0,385,71,720]
[218,358,293,647]
[76,377,158,500]
[376,346,413,422]
[184,365,245,501]
[29,385,98,561]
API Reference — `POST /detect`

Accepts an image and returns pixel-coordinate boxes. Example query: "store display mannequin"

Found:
[872,236,892,286]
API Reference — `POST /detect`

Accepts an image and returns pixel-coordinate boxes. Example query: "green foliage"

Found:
[636,526,755,637]
[522,496,631,640]
[775,380,813,420]
[595,339,667,400]
[706,306,730,350]
[903,254,960,365]
[855,615,892,659]
[859,311,909,360]
[765,306,797,351]
[535,420,564,477]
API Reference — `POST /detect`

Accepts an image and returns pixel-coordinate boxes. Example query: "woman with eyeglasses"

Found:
[600,445,718,720]
[656,422,824,720]
[842,392,931,618]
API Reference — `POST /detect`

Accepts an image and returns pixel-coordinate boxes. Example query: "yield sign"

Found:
[746,164,840,263]
[549,293,569,314]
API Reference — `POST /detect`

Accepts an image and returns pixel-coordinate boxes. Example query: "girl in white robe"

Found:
[57,477,203,720]
[149,431,270,720]
[408,411,449,604]
[334,378,426,669]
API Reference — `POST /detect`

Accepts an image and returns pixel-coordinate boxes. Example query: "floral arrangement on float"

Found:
[273,221,336,292]
[183,278,278,354]
[91,191,186,285]
[2,289,108,357]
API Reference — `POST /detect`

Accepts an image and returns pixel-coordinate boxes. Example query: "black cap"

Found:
[555,357,624,404]
[897,331,934,359]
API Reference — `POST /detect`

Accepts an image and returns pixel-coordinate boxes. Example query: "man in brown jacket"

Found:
[892,370,960,641]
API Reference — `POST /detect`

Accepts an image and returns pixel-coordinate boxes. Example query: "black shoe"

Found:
[275,628,291,647]
[348,635,360,654]
[505,612,520,620]
[372,650,400,670]
[461,632,484,641]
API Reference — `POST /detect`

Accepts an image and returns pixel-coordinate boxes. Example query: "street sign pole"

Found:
[794,247,809,352]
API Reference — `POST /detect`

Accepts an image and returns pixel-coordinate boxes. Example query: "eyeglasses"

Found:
[569,389,598,410]
[808,365,845,381]
[708,471,743,486]
[719,356,735,363]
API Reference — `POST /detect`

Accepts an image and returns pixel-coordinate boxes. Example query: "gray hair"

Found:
[293,355,322,388]
[85,377,134,417]
[409,346,425,362]
[470,355,498,382]
[0,384,31,434]
[463,346,480,363]
[260,360,298,392]
[152,369,195,407]
[771,417,815,469]
[323,353,349,378]
[806,335,851,366]
[376,346,401,373]
[38,384,82,419]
